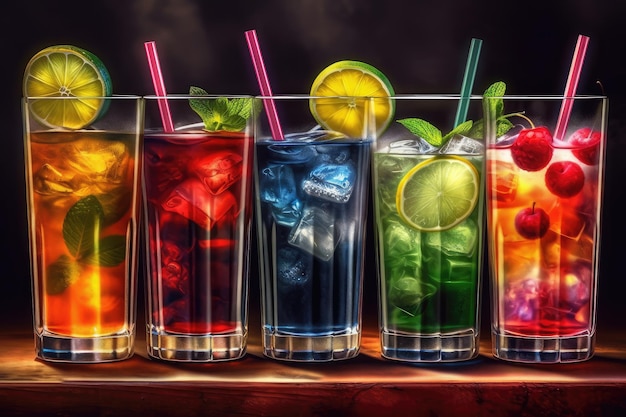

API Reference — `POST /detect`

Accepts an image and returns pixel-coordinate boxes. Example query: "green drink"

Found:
[375,153,481,331]
[373,96,485,362]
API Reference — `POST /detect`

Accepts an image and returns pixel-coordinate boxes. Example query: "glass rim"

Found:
[144,94,255,99]
[479,94,607,100]
[23,94,142,100]
[256,94,608,100]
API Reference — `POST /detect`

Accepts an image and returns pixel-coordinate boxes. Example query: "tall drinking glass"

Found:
[254,95,377,361]
[484,95,607,363]
[373,95,485,362]
[143,95,256,361]
[23,95,143,362]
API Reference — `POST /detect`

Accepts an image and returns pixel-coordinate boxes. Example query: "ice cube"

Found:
[504,278,540,321]
[381,138,437,154]
[489,161,519,203]
[382,220,422,272]
[191,150,242,195]
[34,140,130,196]
[302,162,356,203]
[259,165,297,209]
[560,261,591,310]
[288,205,340,261]
[439,135,484,155]
[66,140,129,184]
[271,198,303,227]
[161,178,236,229]
[388,277,437,315]
[33,163,74,195]
[266,143,317,164]
[423,218,477,257]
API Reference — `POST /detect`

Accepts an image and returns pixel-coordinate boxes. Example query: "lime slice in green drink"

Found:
[396,156,479,232]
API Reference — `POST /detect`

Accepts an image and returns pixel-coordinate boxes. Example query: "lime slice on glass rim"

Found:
[23,45,112,129]
[396,156,479,232]
[309,60,395,137]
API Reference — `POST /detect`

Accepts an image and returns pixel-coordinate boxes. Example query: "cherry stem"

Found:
[504,111,535,129]
[531,201,537,214]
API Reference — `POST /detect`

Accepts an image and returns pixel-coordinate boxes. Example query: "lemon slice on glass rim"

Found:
[309,60,395,138]
[23,45,113,130]
[396,155,479,232]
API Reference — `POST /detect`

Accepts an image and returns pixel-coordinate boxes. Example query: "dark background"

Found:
[1,0,624,339]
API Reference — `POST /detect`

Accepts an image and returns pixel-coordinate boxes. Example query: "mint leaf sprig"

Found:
[46,195,126,295]
[189,86,260,132]
[396,81,532,147]
[474,81,535,138]
[396,118,473,148]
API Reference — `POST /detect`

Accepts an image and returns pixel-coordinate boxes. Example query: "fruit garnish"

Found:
[396,156,479,232]
[510,127,554,171]
[309,60,395,137]
[514,202,550,239]
[545,161,585,198]
[23,45,112,129]
[189,86,260,132]
[569,127,601,165]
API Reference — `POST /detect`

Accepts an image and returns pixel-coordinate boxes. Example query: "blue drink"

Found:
[255,137,372,361]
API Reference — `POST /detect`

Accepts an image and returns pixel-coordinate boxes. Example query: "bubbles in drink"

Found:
[302,161,356,203]
[277,246,312,286]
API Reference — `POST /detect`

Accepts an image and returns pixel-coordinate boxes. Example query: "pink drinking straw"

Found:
[144,41,175,132]
[245,29,284,140]
[554,34,590,140]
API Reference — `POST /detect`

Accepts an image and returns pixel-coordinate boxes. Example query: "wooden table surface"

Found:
[1,326,625,417]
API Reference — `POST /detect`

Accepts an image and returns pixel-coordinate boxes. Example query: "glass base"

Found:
[380,329,479,362]
[492,330,595,363]
[35,329,135,363]
[147,327,247,362]
[263,329,360,362]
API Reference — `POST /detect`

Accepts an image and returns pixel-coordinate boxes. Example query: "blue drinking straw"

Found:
[454,38,483,127]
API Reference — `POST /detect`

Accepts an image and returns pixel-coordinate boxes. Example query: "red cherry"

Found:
[514,202,550,239]
[510,127,554,171]
[569,127,601,166]
[545,161,585,198]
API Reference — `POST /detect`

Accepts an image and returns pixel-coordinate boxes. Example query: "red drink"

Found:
[143,130,253,359]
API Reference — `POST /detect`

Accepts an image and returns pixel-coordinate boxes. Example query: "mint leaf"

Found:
[82,235,126,266]
[467,119,485,139]
[482,81,518,137]
[484,81,506,119]
[496,117,515,136]
[189,87,258,132]
[63,195,105,259]
[46,254,80,295]
[442,120,473,144]
[397,118,443,147]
